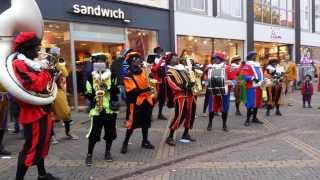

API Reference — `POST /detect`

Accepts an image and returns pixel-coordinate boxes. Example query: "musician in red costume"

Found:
[13,32,60,180]
[150,46,168,120]
[165,53,196,146]
[240,51,264,127]
[207,53,236,132]
[227,55,243,116]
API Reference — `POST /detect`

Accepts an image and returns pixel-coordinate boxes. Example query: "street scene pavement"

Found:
[1,91,320,180]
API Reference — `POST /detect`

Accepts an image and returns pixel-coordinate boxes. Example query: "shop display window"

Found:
[255,42,290,66]
[177,35,244,65]
[43,21,74,106]
[213,39,244,63]
[177,36,213,65]
[127,28,157,59]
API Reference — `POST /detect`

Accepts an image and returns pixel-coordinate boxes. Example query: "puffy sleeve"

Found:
[166,73,182,92]
[13,60,51,93]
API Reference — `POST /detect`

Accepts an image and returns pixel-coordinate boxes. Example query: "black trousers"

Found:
[87,111,117,143]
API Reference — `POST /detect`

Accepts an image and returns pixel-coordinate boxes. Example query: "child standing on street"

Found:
[300,74,313,108]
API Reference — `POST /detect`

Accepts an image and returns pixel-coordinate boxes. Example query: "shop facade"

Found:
[35,0,171,110]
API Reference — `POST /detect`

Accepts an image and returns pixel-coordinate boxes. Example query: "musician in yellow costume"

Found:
[121,52,155,154]
[52,57,78,140]
[85,53,119,165]
[0,83,11,156]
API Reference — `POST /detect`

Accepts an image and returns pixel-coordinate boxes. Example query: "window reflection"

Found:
[254,0,294,27]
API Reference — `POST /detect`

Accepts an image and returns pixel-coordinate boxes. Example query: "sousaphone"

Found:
[0,0,57,105]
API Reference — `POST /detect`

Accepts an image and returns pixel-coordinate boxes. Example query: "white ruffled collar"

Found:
[208,63,225,69]
[17,53,47,72]
[167,64,186,71]
[92,69,111,80]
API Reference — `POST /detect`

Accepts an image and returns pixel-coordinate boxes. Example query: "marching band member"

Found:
[12,32,60,180]
[151,46,168,120]
[165,53,196,146]
[228,55,243,116]
[265,57,285,116]
[52,57,78,140]
[0,83,11,156]
[207,53,235,132]
[240,51,264,127]
[121,52,155,154]
[85,53,119,165]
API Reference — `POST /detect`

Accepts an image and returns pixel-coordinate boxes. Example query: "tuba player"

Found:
[12,32,60,180]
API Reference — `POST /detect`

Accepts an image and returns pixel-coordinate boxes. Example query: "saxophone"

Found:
[186,59,203,95]
[142,63,158,100]
[93,71,105,113]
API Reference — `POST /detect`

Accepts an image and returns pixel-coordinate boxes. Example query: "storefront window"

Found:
[315,0,320,32]
[127,28,157,59]
[43,21,74,105]
[213,39,244,63]
[176,0,207,14]
[177,36,212,64]
[255,42,290,66]
[254,0,294,27]
[177,35,244,64]
[218,0,242,19]
[300,0,311,30]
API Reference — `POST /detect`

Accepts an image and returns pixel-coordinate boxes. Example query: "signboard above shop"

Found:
[254,24,294,44]
[72,4,126,20]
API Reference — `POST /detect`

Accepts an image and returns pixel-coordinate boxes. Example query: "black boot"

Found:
[235,103,242,116]
[266,106,271,116]
[38,173,61,180]
[275,105,282,116]
[121,129,133,154]
[244,108,252,126]
[85,154,93,166]
[158,104,167,120]
[181,128,196,142]
[166,130,176,146]
[207,112,214,131]
[0,130,10,156]
[252,108,263,124]
[141,128,155,149]
[222,112,228,132]
[105,141,113,162]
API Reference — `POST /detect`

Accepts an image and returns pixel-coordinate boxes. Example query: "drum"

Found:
[208,65,227,96]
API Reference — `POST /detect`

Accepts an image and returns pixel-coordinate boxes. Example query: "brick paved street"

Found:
[2,92,320,180]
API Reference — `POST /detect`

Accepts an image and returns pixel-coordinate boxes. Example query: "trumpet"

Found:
[37,51,59,94]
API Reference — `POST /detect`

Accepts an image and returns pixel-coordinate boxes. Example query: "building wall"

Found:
[118,0,169,9]
[254,24,295,44]
[301,32,320,47]
[175,12,246,41]
[35,0,171,51]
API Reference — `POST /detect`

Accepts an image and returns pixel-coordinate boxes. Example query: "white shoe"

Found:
[51,136,59,145]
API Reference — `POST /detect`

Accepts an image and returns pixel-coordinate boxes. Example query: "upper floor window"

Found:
[300,0,311,30]
[316,0,320,32]
[176,0,207,14]
[218,0,242,19]
[254,0,294,27]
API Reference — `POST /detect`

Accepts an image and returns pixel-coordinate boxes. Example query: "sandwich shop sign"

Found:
[72,3,125,20]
